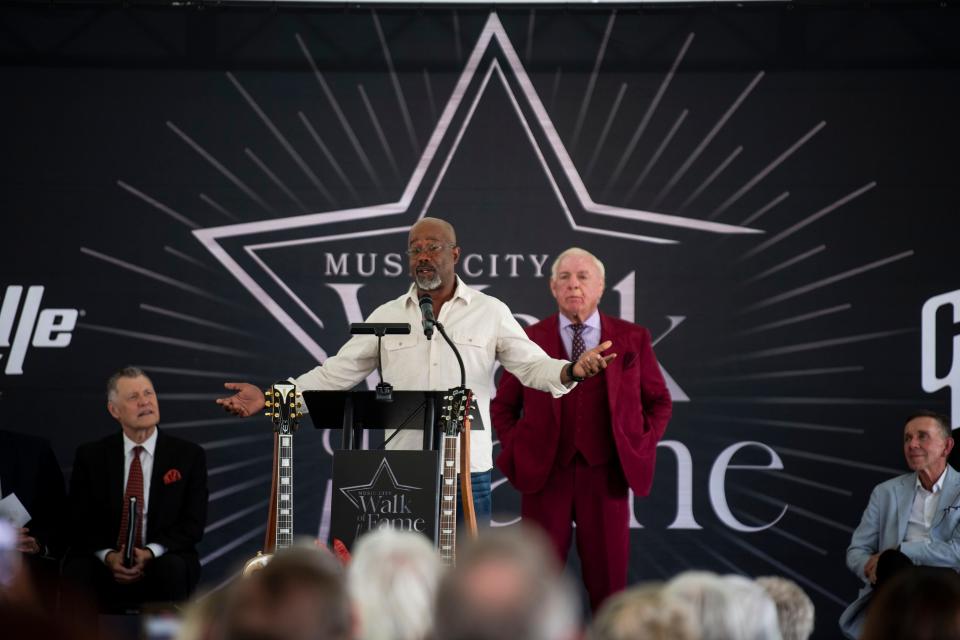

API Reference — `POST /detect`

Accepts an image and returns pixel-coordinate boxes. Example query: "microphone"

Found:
[124,496,137,568]
[419,294,435,340]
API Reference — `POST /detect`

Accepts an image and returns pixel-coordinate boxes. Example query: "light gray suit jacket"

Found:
[839,465,960,638]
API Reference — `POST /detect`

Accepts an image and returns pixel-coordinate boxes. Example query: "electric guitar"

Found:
[242,381,302,575]
[438,386,473,567]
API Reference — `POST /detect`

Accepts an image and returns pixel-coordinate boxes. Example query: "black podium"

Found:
[303,390,447,451]
[303,390,467,549]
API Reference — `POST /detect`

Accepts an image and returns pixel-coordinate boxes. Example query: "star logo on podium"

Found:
[339,458,422,510]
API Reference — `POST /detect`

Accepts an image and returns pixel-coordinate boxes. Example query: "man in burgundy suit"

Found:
[491,247,672,611]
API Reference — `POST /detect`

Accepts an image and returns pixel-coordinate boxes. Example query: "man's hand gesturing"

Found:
[216,382,266,417]
[573,340,617,379]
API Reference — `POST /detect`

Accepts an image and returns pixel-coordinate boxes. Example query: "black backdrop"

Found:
[2,3,960,636]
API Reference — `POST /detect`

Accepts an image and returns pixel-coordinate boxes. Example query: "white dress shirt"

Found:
[296,277,572,472]
[96,428,166,562]
[559,310,601,359]
[904,467,948,543]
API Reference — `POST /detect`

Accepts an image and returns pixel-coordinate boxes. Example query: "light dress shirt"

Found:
[295,277,572,472]
[559,310,601,360]
[904,467,948,543]
[96,429,166,562]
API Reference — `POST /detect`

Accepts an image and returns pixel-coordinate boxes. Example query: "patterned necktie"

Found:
[118,445,145,549]
[571,323,586,361]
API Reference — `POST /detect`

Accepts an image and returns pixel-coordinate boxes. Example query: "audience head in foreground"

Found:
[589,582,699,640]
[347,528,442,640]
[861,566,960,640]
[664,571,782,640]
[223,544,352,640]
[433,525,580,640]
[755,576,814,640]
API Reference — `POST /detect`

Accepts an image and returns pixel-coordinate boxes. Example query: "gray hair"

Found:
[106,366,149,403]
[665,571,782,640]
[550,247,605,281]
[721,575,783,640]
[348,528,442,640]
[755,576,815,640]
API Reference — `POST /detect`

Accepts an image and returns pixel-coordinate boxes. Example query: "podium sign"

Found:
[331,450,439,548]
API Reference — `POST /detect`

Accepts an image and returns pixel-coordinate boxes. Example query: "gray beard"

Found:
[415,272,442,291]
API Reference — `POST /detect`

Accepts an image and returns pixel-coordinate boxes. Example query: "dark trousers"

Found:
[521,455,629,612]
[62,552,198,613]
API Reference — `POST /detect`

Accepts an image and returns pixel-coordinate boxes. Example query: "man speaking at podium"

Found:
[217,217,614,526]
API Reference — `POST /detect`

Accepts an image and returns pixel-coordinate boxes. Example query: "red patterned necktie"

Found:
[571,323,586,361]
[117,445,144,549]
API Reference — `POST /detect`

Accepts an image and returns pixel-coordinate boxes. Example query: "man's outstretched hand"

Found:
[573,340,617,379]
[216,382,266,417]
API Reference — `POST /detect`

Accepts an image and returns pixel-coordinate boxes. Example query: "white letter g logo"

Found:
[922,289,960,429]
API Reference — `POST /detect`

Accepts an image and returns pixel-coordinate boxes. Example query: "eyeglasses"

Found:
[406,242,455,257]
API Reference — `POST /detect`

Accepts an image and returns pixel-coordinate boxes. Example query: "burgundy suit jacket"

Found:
[491,312,672,496]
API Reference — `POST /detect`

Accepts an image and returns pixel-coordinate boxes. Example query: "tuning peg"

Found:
[265,400,273,407]
[289,402,295,408]
[264,411,272,417]
[297,412,303,419]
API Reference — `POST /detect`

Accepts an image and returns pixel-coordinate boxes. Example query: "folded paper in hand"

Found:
[0,493,31,528]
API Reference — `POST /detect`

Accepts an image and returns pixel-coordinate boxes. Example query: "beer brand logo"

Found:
[0,285,79,375]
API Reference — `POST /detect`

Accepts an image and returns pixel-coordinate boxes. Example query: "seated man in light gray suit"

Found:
[840,410,960,638]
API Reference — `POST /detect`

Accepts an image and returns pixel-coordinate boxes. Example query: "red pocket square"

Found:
[163,469,182,485]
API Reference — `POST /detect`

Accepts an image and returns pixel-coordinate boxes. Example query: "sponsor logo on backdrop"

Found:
[0,285,79,375]
[922,288,960,428]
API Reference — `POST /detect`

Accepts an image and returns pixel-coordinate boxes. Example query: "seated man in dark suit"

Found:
[62,367,208,611]
[0,429,67,605]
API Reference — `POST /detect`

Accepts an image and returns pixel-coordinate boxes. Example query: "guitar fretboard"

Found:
[439,433,458,566]
[276,431,293,550]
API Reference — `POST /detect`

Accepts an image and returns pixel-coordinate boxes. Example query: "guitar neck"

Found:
[276,431,294,550]
[439,433,458,566]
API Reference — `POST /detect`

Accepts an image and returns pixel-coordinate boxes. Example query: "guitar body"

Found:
[243,382,301,576]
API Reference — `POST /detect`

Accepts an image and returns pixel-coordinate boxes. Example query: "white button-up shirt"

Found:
[296,277,571,471]
[97,428,166,562]
[904,467,948,543]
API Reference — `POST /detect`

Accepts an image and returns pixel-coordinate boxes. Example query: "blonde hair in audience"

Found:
[589,583,699,640]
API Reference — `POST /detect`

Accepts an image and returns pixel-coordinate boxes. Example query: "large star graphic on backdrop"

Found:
[192,12,761,360]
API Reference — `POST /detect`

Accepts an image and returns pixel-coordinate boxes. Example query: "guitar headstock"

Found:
[264,381,302,435]
[441,387,473,437]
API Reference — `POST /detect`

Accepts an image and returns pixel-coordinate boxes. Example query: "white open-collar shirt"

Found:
[296,277,572,472]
